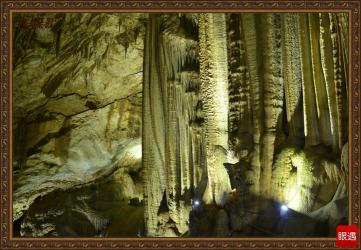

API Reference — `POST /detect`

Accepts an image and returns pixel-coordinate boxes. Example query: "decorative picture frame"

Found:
[1,0,360,249]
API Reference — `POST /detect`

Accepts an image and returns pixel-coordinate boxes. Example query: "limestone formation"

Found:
[12,13,144,232]
[12,12,349,237]
[199,13,232,205]
[143,14,202,236]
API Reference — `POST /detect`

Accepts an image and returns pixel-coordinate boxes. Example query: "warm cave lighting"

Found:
[129,144,142,159]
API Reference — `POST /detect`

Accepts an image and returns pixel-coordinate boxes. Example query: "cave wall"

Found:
[12,13,146,236]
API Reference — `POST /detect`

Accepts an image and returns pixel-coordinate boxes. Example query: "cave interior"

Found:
[12,12,349,237]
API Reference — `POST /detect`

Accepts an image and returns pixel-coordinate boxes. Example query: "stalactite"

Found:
[329,13,348,148]
[13,12,350,237]
[258,14,284,197]
[308,13,333,147]
[226,14,253,162]
[319,13,339,152]
[281,14,304,144]
[336,13,349,97]
[299,13,321,147]
[164,77,179,231]
[143,12,348,235]
[143,14,202,236]
[239,13,263,196]
[142,15,167,236]
[199,13,231,205]
[162,14,201,235]
[227,14,242,158]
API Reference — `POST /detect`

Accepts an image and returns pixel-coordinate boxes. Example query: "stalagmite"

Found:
[199,13,231,205]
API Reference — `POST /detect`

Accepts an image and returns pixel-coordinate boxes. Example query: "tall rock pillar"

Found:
[199,13,231,205]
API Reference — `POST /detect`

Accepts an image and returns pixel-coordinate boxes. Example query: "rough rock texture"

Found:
[220,13,347,236]
[13,12,348,237]
[18,165,144,237]
[12,13,145,235]
[224,12,347,205]
[142,14,203,236]
[270,13,348,210]
[199,13,232,205]
[271,146,342,212]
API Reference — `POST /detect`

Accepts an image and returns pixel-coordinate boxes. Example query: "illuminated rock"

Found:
[12,13,144,223]
[12,12,348,237]
[199,13,232,205]
[142,14,202,236]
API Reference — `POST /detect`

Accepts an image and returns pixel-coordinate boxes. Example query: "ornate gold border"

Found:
[1,1,360,249]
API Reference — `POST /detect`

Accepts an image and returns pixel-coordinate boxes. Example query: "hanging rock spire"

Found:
[199,13,232,205]
[142,14,167,236]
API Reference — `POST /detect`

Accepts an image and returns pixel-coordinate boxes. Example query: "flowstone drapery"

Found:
[143,13,348,236]
[12,12,348,237]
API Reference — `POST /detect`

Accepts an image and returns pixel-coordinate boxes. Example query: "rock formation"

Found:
[143,14,203,236]
[12,12,348,237]
[198,13,231,205]
[12,13,145,236]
